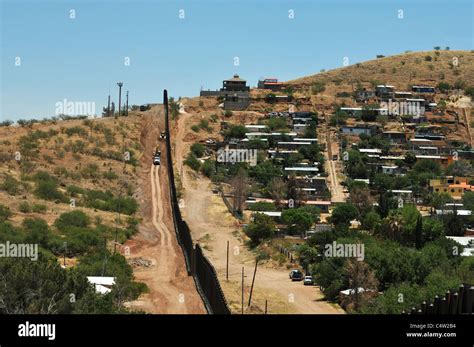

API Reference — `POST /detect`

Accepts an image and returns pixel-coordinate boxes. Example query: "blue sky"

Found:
[1,0,473,120]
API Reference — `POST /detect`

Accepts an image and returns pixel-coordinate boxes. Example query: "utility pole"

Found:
[117,82,123,118]
[241,267,244,314]
[102,237,108,276]
[107,94,111,117]
[265,300,268,314]
[126,91,129,116]
[248,258,258,307]
[226,241,229,281]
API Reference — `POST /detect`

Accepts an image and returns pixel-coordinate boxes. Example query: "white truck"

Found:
[153,149,161,166]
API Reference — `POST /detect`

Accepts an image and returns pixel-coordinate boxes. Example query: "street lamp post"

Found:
[126,91,129,116]
[117,82,123,118]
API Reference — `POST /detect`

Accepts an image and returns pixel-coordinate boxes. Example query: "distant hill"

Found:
[288,50,473,91]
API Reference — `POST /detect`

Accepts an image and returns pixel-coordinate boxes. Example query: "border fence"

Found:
[163,90,230,314]
[403,284,474,314]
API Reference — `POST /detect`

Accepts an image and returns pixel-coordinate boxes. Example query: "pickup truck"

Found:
[153,150,161,166]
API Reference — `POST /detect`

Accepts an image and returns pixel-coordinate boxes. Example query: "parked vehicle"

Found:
[289,269,304,281]
[303,275,314,285]
[153,150,161,166]
[160,132,166,139]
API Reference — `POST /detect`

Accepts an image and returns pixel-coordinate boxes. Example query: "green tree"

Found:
[200,160,215,178]
[282,208,313,236]
[248,160,282,185]
[190,143,205,158]
[1,174,20,195]
[329,203,359,228]
[245,213,277,247]
[225,125,246,139]
[362,210,381,233]
[0,204,12,222]
[22,218,51,248]
[54,210,91,231]
[462,191,474,211]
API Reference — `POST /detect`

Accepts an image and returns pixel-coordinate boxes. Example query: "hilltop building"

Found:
[258,77,285,91]
[200,74,250,110]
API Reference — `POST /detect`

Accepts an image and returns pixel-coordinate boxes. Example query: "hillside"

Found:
[288,50,473,92]
[0,112,148,230]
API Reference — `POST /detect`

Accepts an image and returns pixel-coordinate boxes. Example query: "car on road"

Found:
[205,138,216,145]
[153,150,161,166]
[289,269,304,281]
[303,275,314,286]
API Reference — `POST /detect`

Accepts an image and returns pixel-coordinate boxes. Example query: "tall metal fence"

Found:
[163,90,231,314]
[403,284,474,314]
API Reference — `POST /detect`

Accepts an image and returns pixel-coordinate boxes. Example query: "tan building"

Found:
[429,176,474,200]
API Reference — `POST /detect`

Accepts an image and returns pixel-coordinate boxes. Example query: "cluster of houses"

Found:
[212,110,332,215]
[341,82,474,241]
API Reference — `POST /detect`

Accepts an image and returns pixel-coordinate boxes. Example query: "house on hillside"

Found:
[375,85,395,99]
[200,74,250,110]
[258,77,286,91]
[415,155,454,168]
[245,124,268,132]
[382,131,408,145]
[429,177,474,200]
[411,85,435,94]
[341,124,378,136]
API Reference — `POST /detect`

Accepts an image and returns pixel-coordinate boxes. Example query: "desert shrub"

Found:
[54,210,91,231]
[190,143,206,158]
[34,180,66,202]
[311,81,326,94]
[64,126,87,138]
[32,204,47,213]
[1,174,20,195]
[201,160,215,178]
[103,170,118,180]
[67,185,84,197]
[0,204,12,222]
[19,201,31,213]
[184,153,201,171]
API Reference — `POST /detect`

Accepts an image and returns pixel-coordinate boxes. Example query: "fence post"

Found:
[421,301,427,314]
[450,293,459,314]
[467,287,474,314]
[462,284,469,313]
[428,303,434,314]
[434,296,440,314]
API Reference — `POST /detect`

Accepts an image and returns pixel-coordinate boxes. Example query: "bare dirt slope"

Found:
[173,107,343,314]
[125,109,205,314]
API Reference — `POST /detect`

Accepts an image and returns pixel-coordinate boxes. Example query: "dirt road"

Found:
[124,111,205,314]
[323,113,346,203]
[173,104,344,314]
